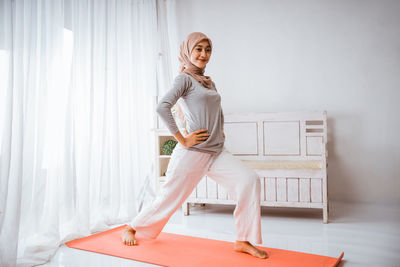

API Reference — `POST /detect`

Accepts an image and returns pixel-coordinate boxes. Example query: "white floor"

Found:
[39,200,400,267]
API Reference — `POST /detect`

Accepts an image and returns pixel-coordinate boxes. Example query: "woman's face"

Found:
[190,40,211,69]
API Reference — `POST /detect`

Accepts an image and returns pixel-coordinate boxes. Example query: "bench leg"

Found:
[182,201,190,216]
[323,204,328,224]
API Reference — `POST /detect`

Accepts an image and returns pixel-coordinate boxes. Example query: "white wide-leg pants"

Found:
[129,143,262,244]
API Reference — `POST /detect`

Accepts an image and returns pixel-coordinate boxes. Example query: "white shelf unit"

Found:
[154,128,184,193]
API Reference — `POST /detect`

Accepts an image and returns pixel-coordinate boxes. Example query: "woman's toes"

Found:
[258,250,269,258]
[121,229,137,246]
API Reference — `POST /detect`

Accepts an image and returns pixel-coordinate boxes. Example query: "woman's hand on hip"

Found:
[183,129,210,148]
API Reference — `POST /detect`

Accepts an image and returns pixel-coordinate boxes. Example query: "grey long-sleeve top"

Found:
[156,73,225,155]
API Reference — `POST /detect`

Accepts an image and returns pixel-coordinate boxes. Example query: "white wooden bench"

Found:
[181,111,329,223]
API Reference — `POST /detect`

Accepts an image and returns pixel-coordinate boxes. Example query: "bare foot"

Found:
[121,225,138,246]
[234,241,269,259]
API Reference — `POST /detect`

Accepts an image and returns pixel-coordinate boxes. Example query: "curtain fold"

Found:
[155,0,185,129]
[0,0,166,266]
[0,1,23,265]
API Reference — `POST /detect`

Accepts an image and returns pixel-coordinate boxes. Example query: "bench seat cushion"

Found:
[241,160,322,170]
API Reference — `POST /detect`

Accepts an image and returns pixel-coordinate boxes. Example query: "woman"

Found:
[121,32,268,259]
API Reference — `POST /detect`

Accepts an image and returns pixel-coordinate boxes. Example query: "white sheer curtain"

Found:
[0,0,171,266]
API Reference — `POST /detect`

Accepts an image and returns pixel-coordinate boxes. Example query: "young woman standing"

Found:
[121,32,268,259]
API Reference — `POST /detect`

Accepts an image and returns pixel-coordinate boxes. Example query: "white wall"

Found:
[175,0,400,205]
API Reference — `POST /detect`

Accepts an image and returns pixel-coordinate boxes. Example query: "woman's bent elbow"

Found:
[156,105,165,114]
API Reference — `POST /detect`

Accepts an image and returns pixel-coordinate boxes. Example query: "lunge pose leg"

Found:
[122,143,213,243]
[205,147,268,258]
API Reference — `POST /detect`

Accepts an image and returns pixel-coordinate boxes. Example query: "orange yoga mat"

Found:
[66,225,344,267]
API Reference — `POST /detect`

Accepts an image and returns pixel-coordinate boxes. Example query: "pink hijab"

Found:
[178,32,213,89]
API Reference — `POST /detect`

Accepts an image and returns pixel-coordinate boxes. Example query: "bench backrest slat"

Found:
[224,111,327,161]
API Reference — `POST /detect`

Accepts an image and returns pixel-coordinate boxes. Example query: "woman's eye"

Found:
[196,48,211,52]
